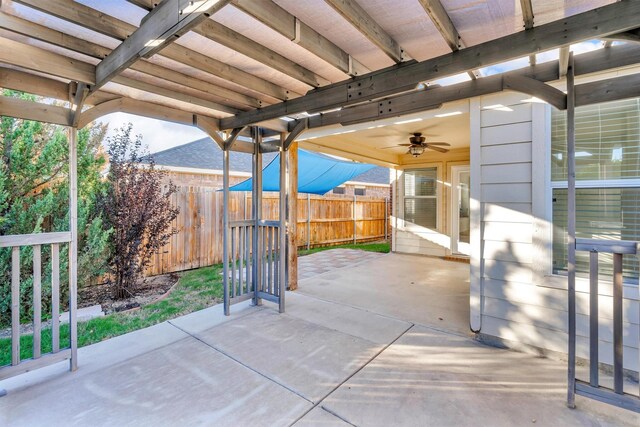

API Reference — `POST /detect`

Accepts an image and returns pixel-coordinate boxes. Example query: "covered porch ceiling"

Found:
[0,0,640,155]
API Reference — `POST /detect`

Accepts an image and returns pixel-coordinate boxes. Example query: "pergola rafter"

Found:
[94,0,233,91]
[418,0,479,80]
[324,0,407,63]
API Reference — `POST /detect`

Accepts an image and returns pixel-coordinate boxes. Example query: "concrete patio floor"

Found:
[1,252,638,426]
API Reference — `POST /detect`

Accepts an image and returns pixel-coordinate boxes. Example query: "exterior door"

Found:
[451,166,471,255]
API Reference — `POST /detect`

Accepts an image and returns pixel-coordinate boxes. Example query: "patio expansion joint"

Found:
[166,318,314,405]
[289,322,415,427]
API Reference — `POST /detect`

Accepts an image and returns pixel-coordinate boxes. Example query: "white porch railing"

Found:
[0,232,76,380]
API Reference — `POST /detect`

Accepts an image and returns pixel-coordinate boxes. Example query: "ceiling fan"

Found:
[383,133,451,157]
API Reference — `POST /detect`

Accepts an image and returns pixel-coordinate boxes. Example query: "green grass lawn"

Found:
[1,242,389,366]
[298,241,390,257]
[0,264,223,366]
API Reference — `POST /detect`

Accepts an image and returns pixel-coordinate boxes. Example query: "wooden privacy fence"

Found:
[146,186,389,276]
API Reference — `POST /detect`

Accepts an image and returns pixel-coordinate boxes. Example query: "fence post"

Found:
[306,193,311,250]
[384,197,388,241]
[353,194,357,244]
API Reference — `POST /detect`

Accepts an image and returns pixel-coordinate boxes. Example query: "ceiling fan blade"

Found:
[427,145,449,153]
[426,142,450,146]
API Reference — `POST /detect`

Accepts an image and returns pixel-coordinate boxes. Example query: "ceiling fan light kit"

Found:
[409,145,425,157]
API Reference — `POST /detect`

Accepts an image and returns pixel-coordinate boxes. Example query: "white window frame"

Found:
[402,166,440,231]
[535,103,640,298]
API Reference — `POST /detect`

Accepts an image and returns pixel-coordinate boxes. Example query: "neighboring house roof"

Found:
[147,137,389,185]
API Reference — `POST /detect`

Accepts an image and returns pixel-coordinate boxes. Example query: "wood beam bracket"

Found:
[502,74,567,110]
[70,82,90,127]
[224,127,245,150]
[284,118,308,150]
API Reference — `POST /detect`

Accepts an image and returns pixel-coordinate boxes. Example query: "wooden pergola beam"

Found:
[0,38,237,116]
[0,11,262,109]
[13,0,298,101]
[231,0,369,76]
[0,96,71,126]
[95,0,232,90]
[0,38,95,84]
[299,43,640,131]
[221,0,640,129]
[575,72,640,107]
[193,19,329,88]
[324,0,405,63]
[0,67,69,102]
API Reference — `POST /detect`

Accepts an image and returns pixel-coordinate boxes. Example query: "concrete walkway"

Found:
[1,252,637,426]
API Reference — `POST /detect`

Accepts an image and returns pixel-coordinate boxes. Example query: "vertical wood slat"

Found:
[11,246,20,366]
[589,250,599,387]
[32,244,42,359]
[268,226,273,294]
[246,225,251,292]
[612,252,624,394]
[51,243,60,353]
[238,225,246,295]
[231,225,236,298]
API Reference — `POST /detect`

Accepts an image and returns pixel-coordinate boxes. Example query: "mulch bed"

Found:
[79,273,180,315]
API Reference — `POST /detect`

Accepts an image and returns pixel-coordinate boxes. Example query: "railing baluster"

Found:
[612,252,623,394]
[589,250,598,387]
[246,225,251,292]
[274,227,279,297]
[231,226,236,298]
[238,225,245,295]
[11,246,20,366]
[51,243,60,353]
[268,226,273,294]
[33,244,42,359]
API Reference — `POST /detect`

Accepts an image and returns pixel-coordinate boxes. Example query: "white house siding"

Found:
[470,92,640,372]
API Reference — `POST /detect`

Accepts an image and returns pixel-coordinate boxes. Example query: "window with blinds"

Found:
[551,98,640,281]
[404,168,438,229]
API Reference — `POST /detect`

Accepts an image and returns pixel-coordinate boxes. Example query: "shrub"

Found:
[101,124,179,299]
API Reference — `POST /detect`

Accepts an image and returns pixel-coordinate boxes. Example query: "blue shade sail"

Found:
[228,149,376,195]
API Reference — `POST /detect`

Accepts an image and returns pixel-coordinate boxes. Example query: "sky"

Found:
[101,112,208,154]
[99,41,609,155]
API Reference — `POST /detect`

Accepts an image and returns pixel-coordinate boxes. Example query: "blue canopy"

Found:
[228,149,376,195]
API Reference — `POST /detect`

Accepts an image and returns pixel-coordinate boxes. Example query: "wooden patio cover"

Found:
[0,0,639,150]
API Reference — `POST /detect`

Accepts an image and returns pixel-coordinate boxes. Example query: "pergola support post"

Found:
[222,145,230,316]
[68,127,78,371]
[287,141,298,291]
[252,127,263,306]
[566,52,577,409]
[278,133,287,313]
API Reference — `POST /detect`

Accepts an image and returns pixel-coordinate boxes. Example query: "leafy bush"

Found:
[101,124,179,299]
[0,90,111,327]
